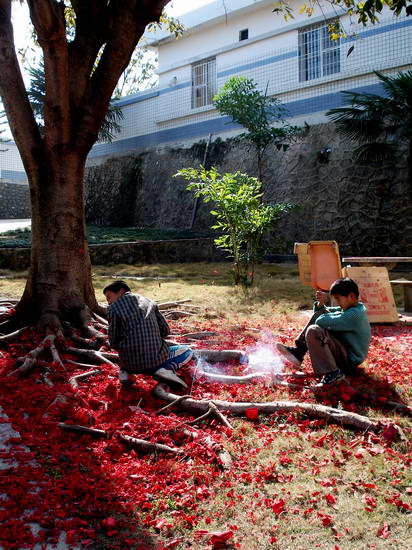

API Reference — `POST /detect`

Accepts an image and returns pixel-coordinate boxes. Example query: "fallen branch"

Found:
[180,331,217,339]
[196,370,267,385]
[118,434,183,455]
[153,384,385,433]
[59,423,109,438]
[187,401,233,430]
[180,428,233,470]
[165,339,198,347]
[163,310,196,319]
[156,395,193,414]
[270,378,412,416]
[69,369,101,388]
[195,349,248,364]
[158,299,192,310]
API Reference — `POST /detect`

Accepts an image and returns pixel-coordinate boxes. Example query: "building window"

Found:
[191,57,216,109]
[239,29,249,41]
[298,22,340,82]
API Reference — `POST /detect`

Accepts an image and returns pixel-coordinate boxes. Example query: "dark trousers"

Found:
[295,311,353,377]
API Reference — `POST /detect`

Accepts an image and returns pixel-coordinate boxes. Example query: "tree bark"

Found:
[17,151,97,328]
[0,0,169,329]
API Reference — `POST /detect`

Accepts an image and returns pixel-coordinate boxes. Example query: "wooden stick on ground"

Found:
[59,423,110,438]
[118,434,183,455]
[69,369,101,388]
[153,383,387,433]
[196,370,267,385]
[180,428,233,471]
[195,349,248,363]
[158,299,192,310]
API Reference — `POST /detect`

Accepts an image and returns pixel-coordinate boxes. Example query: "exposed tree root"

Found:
[0,326,29,344]
[8,334,63,377]
[66,347,118,367]
[91,311,108,326]
[68,332,106,350]
[153,383,388,433]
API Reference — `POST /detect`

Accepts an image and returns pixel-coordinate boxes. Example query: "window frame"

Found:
[298,21,341,82]
[191,57,217,109]
[239,28,249,41]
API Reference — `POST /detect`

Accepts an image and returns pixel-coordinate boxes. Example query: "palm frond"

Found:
[353,142,397,163]
[327,105,386,142]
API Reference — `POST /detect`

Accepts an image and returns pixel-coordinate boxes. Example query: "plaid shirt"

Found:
[107,292,170,373]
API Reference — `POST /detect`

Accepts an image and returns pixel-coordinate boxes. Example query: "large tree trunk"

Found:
[0,0,170,331]
[17,150,97,328]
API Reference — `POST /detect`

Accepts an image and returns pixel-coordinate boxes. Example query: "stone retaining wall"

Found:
[85,123,412,257]
[0,181,30,219]
[0,238,226,270]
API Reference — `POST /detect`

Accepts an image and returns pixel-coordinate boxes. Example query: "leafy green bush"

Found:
[176,166,292,287]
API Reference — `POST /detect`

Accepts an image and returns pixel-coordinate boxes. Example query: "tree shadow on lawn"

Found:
[310,368,410,418]
[0,375,162,550]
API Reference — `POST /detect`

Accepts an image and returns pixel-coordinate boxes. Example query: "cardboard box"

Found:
[342,266,398,323]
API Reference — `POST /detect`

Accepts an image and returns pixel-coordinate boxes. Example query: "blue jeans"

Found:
[144,345,193,374]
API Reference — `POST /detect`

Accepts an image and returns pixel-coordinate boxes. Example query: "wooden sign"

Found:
[309,241,342,291]
[342,266,398,323]
[294,241,341,290]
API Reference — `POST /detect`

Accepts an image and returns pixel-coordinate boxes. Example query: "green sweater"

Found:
[314,302,371,366]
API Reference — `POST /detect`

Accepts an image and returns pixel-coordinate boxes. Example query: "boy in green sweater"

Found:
[277,278,371,386]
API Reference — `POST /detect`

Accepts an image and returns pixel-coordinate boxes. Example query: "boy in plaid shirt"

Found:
[104,281,192,387]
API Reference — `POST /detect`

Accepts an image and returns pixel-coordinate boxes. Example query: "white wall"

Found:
[0,142,27,182]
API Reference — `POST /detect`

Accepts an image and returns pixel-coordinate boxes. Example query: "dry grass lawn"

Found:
[0,262,411,550]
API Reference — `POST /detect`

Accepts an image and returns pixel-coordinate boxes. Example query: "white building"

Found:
[2,0,412,179]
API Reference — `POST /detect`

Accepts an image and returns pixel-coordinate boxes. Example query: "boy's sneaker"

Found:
[315,370,345,387]
[119,369,132,385]
[155,367,188,389]
[276,343,304,367]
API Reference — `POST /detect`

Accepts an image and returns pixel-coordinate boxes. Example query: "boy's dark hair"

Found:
[103,280,131,294]
[330,277,359,298]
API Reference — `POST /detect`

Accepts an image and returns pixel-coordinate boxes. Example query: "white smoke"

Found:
[192,330,285,378]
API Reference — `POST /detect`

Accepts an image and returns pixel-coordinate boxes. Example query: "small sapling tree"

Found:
[176,166,291,287]
[213,76,298,182]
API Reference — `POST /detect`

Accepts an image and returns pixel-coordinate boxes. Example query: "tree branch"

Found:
[27,0,71,148]
[0,0,43,173]
[74,0,169,152]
